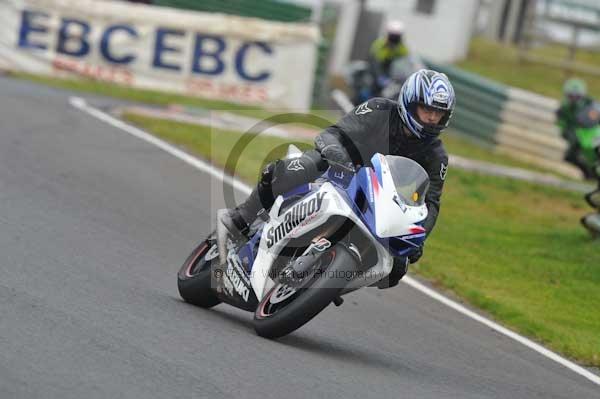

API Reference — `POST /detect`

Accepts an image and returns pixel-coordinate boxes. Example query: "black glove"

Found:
[315,134,353,167]
[408,244,424,264]
[376,256,408,289]
[320,144,352,165]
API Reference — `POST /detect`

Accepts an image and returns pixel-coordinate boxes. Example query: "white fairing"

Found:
[249,153,429,301]
[285,144,303,159]
[250,182,394,301]
[373,154,428,238]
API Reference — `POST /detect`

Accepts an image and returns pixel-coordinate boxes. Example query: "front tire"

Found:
[177,239,221,308]
[253,244,359,339]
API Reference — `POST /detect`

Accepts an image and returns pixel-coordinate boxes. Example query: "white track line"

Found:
[68,97,250,196]
[70,96,600,387]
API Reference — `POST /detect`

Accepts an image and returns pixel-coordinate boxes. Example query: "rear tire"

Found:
[177,240,221,308]
[253,244,358,339]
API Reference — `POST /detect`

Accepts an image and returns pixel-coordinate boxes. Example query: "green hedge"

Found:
[152,0,312,22]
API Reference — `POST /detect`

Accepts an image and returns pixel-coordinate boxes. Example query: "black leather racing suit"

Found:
[236,98,449,242]
[316,98,448,235]
[232,98,448,285]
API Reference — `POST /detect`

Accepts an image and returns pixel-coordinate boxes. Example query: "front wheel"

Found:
[177,238,221,308]
[253,244,359,339]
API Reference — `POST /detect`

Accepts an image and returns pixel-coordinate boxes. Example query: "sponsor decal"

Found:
[186,78,269,103]
[287,159,305,172]
[266,192,326,247]
[205,244,219,261]
[312,237,331,252]
[366,170,374,203]
[355,101,373,115]
[223,255,251,302]
[440,163,448,181]
[393,194,408,213]
[53,57,133,85]
[401,233,426,240]
[17,12,273,82]
[432,91,449,104]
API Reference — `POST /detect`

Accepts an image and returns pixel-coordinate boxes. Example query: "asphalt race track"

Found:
[1,76,598,399]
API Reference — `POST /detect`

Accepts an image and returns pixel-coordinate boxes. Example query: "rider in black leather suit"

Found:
[220,69,456,287]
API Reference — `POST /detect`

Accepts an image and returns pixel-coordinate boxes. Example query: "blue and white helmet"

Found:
[398,69,455,139]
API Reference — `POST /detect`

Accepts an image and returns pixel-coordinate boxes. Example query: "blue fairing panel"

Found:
[241,229,262,272]
[282,183,311,199]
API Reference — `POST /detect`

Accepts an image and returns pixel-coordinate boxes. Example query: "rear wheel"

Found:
[253,244,358,339]
[177,238,221,308]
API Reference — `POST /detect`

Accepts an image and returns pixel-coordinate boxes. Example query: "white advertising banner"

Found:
[0,0,320,110]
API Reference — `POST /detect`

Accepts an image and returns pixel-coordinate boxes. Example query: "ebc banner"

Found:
[0,0,320,110]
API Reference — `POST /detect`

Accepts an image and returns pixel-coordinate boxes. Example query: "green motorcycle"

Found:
[572,103,600,179]
[576,103,600,236]
[582,189,600,238]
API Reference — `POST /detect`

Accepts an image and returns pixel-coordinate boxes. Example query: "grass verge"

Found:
[124,113,600,367]
[458,37,600,99]
[443,130,572,177]
[123,112,314,182]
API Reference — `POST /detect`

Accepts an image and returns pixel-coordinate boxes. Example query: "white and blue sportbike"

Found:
[177,148,429,338]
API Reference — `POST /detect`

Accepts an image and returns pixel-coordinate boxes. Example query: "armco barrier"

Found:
[429,62,581,178]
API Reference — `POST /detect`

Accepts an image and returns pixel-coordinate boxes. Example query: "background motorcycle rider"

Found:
[581,161,600,237]
[220,69,455,288]
[368,20,409,96]
[556,78,595,177]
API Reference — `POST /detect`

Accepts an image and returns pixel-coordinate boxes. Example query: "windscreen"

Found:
[384,156,430,206]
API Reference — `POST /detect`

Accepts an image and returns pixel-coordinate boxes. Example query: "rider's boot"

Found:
[216,188,264,263]
[374,257,409,289]
[216,149,328,263]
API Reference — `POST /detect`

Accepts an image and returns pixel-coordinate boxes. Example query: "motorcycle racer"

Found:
[369,20,410,94]
[220,69,455,287]
[556,78,595,177]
